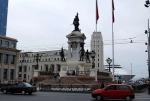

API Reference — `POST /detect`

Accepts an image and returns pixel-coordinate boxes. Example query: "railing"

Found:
[76,71,90,75]
[97,71,109,76]
[39,83,99,92]
[39,71,53,75]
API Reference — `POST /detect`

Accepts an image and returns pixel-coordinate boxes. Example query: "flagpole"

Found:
[112,0,115,81]
[95,0,98,82]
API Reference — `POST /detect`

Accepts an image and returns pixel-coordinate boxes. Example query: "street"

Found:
[0,90,150,101]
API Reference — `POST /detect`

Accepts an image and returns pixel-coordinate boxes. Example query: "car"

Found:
[0,82,37,95]
[92,84,135,101]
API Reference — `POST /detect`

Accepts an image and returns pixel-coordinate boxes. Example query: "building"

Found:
[91,32,104,72]
[0,35,20,82]
[0,0,9,36]
[17,50,68,81]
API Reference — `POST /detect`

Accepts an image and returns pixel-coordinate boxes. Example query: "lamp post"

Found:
[90,50,96,68]
[34,53,42,70]
[144,0,150,7]
[106,57,112,72]
[20,53,28,80]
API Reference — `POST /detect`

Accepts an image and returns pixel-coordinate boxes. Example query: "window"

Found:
[0,53,1,63]
[11,55,15,64]
[10,69,14,80]
[46,59,47,61]
[57,58,59,60]
[4,54,8,64]
[24,66,27,72]
[49,58,50,61]
[41,66,42,71]
[19,66,22,72]
[0,40,2,46]
[24,83,32,87]
[98,63,99,67]
[107,85,117,90]
[29,66,30,71]
[4,41,9,47]
[118,85,129,90]
[24,74,26,79]
[11,42,16,48]
[18,83,25,87]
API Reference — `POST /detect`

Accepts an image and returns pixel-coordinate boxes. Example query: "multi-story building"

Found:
[0,0,9,36]
[17,50,68,81]
[0,35,20,82]
[91,31,104,72]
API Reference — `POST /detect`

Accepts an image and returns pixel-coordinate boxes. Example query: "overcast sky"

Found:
[6,0,150,79]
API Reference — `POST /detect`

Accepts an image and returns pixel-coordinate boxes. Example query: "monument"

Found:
[59,13,93,77]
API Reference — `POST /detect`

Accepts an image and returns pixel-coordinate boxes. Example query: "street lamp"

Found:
[90,50,96,68]
[144,0,150,7]
[144,19,150,78]
[106,57,112,72]
[34,53,42,69]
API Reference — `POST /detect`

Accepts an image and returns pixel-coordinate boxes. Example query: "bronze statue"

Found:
[73,13,80,31]
[79,47,85,61]
[85,49,90,63]
[59,47,65,62]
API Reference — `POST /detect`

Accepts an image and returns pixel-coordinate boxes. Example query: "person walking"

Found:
[100,81,105,89]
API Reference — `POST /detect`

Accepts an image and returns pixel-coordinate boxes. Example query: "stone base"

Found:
[90,68,96,77]
[59,60,92,77]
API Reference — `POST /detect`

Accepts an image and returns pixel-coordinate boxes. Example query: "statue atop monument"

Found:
[73,13,80,31]
[59,47,66,62]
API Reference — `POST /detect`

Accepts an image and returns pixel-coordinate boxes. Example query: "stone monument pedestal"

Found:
[59,30,94,77]
[90,68,96,77]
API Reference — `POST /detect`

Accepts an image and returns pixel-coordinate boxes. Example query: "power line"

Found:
[18,34,146,49]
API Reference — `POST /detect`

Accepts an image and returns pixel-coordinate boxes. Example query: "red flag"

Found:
[112,0,115,23]
[96,0,99,24]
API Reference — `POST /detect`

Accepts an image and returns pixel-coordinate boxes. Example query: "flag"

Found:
[112,0,115,23]
[96,0,99,24]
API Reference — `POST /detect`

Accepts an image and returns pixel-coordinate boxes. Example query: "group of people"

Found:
[53,73,60,83]
[29,78,38,86]
[66,70,75,76]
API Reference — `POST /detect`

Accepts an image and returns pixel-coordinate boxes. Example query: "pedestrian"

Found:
[30,79,33,85]
[100,81,104,89]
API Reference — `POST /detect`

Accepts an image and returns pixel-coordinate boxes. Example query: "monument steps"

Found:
[37,75,112,85]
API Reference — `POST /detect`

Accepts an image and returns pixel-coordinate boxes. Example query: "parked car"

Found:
[92,84,135,101]
[0,82,36,95]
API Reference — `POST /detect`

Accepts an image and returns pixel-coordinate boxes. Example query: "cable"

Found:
[18,34,146,49]
[21,41,145,52]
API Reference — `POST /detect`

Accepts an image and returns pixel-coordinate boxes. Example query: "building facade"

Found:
[91,32,104,72]
[0,36,20,82]
[0,0,9,36]
[17,50,68,81]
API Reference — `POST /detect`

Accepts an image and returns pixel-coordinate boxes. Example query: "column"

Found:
[68,43,71,58]
[15,53,19,80]
[0,53,4,81]
[54,64,57,73]
[8,55,11,80]
[77,42,80,59]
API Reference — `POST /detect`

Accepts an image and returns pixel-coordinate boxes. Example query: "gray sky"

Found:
[6,0,150,78]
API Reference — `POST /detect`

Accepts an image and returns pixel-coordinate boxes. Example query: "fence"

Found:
[39,84,99,92]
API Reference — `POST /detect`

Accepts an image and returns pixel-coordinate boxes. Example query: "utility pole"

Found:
[130,63,132,80]
[144,0,150,79]
[145,19,150,79]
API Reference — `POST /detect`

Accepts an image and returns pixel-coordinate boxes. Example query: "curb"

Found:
[39,90,91,94]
